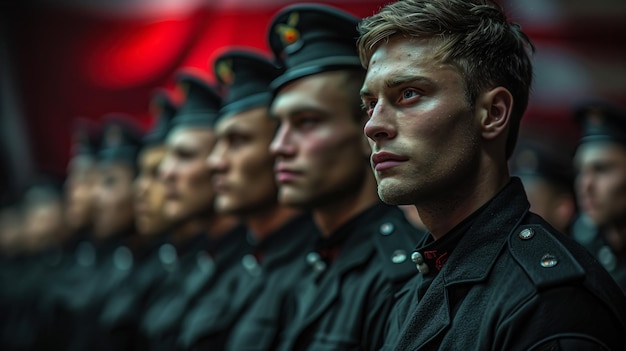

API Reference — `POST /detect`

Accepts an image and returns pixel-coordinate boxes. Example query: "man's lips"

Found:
[275,165,301,182]
[371,152,409,171]
[212,177,230,193]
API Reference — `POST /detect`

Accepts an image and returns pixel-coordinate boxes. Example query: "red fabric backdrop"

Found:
[4,0,626,193]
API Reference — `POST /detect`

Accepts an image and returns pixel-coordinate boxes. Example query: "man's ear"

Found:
[478,87,513,140]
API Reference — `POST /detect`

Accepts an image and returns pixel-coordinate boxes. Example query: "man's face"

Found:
[575,142,626,226]
[65,156,98,231]
[270,71,370,208]
[94,162,136,238]
[159,127,216,223]
[134,145,170,236]
[360,37,479,206]
[208,107,279,215]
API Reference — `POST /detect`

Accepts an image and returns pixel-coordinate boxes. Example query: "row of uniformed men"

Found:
[1,4,427,351]
[3,1,626,350]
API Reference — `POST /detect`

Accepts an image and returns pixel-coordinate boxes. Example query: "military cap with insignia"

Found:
[574,100,626,145]
[170,71,222,129]
[143,89,177,146]
[213,48,284,119]
[71,118,101,158]
[267,3,363,92]
[98,113,144,170]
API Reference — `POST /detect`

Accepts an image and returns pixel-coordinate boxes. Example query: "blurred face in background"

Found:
[208,107,279,215]
[160,127,216,223]
[134,145,170,236]
[65,155,98,231]
[575,142,626,227]
[270,71,370,208]
[93,162,136,239]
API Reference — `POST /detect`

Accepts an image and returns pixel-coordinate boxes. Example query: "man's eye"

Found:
[228,135,248,148]
[402,89,418,99]
[361,100,377,116]
[296,117,319,129]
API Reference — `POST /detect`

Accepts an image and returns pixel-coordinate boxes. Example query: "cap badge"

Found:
[277,12,303,53]
[216,59,234,85]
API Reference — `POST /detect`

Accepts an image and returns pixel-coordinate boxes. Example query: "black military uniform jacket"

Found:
[223,213,319,350]
[383,178,626,351]
[278,202,423,351]
[178,213,318,350]
[136,225,248,351]
[573,223,626,295]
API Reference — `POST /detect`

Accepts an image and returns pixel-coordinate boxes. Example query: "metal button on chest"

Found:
[306,252,327,273]
[519,228,535,240]
[411,251,429,274]
[411,251,424,265]
[598,246,617,271]
[540,253,558,268]
[379,222,395,235]
[196,251,215,274]
[113,246,133,271]
[391,250,407,263]
[242,254,261,276]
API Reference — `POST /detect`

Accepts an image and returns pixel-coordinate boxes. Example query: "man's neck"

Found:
[246,205,302,242]
[419,165,510,241]
[313,174,380,237]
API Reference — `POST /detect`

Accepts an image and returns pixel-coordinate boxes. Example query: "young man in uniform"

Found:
[358,0,626,349]
[178,48,318,350]
[573,101,626,293]
[268,4,422,350]
[137,72,246,350]
[134,90,177,239]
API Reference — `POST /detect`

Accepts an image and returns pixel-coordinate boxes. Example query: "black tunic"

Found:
[178,213,318,350]
[278,202,424,351]
[382,178,626,351]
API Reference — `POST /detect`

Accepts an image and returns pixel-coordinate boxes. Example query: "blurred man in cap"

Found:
[159,71,239,243]
[65,113,145,350]
[358,0,626,349]
[134,90,177,238]
[510,132,577,234]
[93,114,143,241]
[574,100,626,293]
[184,48,317,350]
[136,71,246,350]
[64,118,101,246]
[267,4,422,350]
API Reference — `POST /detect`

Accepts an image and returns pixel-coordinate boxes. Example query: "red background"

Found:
[2,0,625,206]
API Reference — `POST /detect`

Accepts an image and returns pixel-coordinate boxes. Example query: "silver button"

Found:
[113,246,133,271]
[196,251,215,274]
[306,252,326,273]
[306,252,321,265]
[540,253,558,268]
[411,251,429,274]
[242,254,261,276]
[391,250,407,263]
[519,228,535,240]
[380,222,395,235]
[159,243,178,271]
[411,251,424,264]
[598,246,617,271]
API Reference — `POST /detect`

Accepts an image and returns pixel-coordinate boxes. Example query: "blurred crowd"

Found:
[1,1,626,350]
